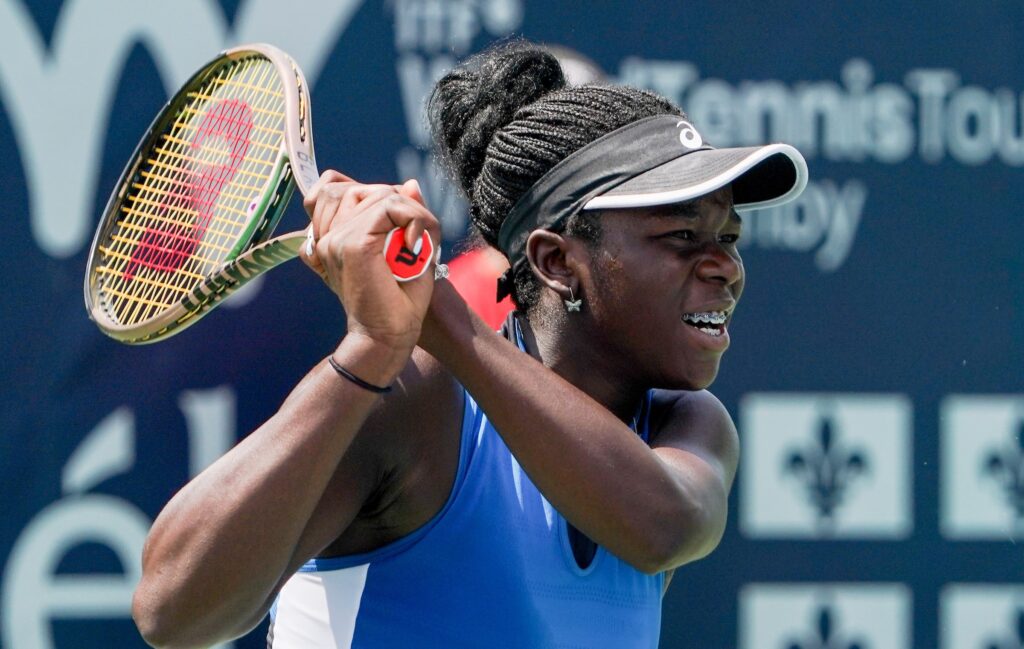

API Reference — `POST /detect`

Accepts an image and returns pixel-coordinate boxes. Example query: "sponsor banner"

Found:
[2,1,1021,647]
[1,388,237,649]
[941,395,1024,540]
[740,393,913,539]
[941,584,1024,649]
[739,583,912,649]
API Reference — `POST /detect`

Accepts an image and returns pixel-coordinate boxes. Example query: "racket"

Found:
[84,43,436,344]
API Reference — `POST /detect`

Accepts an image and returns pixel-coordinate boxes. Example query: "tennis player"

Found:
[132,42,807,648]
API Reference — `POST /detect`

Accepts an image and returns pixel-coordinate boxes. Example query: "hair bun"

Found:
[429,42,567,199]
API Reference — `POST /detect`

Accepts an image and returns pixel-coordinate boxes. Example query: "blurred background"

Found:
[1,1,1021,647]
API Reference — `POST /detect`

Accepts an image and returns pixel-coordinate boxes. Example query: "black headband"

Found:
[495,114,707,300]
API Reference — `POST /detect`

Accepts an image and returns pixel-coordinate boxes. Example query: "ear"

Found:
[525,230,581,298]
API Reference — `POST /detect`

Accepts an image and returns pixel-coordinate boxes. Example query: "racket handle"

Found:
[304,227,435,282]
[383,228,435,282]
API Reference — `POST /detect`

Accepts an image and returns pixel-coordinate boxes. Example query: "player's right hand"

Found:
[300,170,442,356]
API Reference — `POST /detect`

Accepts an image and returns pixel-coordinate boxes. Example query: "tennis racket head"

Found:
[85,43,316,344]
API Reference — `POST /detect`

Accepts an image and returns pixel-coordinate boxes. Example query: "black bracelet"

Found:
[327,356,393,394]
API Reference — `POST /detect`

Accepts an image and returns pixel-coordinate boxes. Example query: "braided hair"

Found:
[428,41,683,311]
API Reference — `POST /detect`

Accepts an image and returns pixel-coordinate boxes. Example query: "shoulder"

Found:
[649,388,733,424]
[647,389,739,477]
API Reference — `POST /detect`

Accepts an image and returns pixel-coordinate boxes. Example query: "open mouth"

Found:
[681,310,729,337]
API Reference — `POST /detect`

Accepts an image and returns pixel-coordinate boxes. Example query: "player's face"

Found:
[582,185,744,390]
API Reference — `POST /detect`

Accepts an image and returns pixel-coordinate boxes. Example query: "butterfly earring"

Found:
[564,286,582,313]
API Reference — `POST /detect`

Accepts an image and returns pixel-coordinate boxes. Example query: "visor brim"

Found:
[582,143,808,212]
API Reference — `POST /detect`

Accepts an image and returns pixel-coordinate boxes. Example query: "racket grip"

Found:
[383,228,436,282]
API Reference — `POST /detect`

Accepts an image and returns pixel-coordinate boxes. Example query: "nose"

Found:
[695,243,742,286]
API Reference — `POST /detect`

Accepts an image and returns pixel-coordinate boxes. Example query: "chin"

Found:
[664,362,720,391]
[682,376,716,391]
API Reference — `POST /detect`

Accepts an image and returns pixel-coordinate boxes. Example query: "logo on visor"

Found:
[676,120,703,149]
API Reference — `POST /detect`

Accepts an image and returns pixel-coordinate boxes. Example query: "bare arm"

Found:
[420,282,739,574]
[133,175,443,648]
[133,338,405,648]
[646,389,739,565]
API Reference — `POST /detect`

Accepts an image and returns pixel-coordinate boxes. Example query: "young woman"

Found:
[132,42,807,648]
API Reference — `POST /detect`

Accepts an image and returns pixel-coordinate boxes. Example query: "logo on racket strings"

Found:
[124,99,254,280]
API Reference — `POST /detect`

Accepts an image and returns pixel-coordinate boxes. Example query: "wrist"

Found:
[420,280,472,356]
[332,331,414,388]
[327,357,393,393]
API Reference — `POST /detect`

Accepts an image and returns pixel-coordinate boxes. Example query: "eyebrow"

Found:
[644,201,699,219]
[643,202,743,224]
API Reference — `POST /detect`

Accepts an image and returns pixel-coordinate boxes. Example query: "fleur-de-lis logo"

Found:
[983,606,1024,649]
[982,421,1024,537]
[785,605,868,649]
[784,414,869,533]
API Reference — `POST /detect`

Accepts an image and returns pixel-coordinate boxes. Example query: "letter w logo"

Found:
[0,0,364,258]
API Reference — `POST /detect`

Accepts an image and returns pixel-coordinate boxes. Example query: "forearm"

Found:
[422,285,705,572]
[133,335,409,648]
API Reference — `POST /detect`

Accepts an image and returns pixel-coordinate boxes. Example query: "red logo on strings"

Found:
[124,98,254,279]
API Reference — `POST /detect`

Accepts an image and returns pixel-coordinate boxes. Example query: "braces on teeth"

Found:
[682,311,728,336]
[682,311,728,325]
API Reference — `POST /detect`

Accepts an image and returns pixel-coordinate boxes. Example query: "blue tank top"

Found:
[268,324,664,648]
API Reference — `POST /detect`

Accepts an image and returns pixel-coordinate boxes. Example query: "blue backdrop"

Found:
[1,1,1021,647]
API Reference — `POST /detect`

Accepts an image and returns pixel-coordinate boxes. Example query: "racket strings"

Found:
[124,73,267,289]
[97,55,288,325]
[120,81,259,272]
[102,60,264,299]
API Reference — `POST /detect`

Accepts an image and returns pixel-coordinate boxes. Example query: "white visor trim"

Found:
[581,143,808,212]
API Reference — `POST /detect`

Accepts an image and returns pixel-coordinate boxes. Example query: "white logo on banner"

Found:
[389,0,523,237]
[616,58,1024,272]
[741,179,867,273]
[941,395,1024,540]
[0,0,363,258]
[1,387,236,649]
[618,57,1024,167]
[740,583,912,649]
[942,584,1024,649]
[740,393,913,538]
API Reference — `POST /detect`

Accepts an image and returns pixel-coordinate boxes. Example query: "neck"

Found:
[515,312,645,424]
